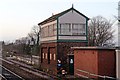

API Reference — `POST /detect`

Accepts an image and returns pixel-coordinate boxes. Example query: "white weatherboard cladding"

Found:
[59,10,86,24]
[41,20,57,28]
[58,36,86,40]
[40,20,57,42]
[41,36,57,42]
[58,10,86,40]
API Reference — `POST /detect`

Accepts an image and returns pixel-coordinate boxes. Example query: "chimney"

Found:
[52,13,54,16]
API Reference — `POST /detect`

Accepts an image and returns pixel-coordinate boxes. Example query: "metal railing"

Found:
[76,69,117,80]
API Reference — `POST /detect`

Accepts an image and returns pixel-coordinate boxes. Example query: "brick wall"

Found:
[74,48,116,79]
[74,49,98,78]
[40,42,87,74]
[57,42,87,73]
[40,42,57,75]
[98,50,116,77]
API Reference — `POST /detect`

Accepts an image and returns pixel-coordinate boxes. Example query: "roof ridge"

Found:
[38,7,89,25]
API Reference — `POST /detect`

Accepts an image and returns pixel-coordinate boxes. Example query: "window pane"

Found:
[41,23,57,38]
[72,24,86,35]
[59,23,71,35]
[48,25,54,36]
[59,23,86,35]
[53,23,57,36]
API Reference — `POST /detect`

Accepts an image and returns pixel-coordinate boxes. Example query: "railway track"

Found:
[0,65,24,80]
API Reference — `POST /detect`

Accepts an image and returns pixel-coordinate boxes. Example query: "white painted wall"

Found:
[59,10,86,24]
[58,10,87,40]
[40,20,57,42]
[40,9,87,42]
[41,20,57,28]
[58,36,86,40]
[41,36,57,42]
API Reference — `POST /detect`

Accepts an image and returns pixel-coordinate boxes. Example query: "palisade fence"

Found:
[76,69,119,80]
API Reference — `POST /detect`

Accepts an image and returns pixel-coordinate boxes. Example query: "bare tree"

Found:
[88,16,115,46]
[31,25,40,46]
[14,37,30,55]
[28,25,40,55]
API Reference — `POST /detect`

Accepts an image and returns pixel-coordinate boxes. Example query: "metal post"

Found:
[31,47,32,64]
[30,37,34,65]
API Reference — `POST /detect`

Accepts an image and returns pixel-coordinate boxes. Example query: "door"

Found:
[69,55,74,75]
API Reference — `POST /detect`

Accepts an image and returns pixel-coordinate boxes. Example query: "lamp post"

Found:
[30,37,34,65]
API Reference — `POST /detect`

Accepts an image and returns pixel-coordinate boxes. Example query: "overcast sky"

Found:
[0,0,119,42]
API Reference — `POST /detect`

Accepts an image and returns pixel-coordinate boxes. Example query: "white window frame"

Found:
[50,53,52,60]
[59,23,71,35]
[46,53,47,59]
[72,23,86,35]
[54,54,56,60]
[43,53,44,59]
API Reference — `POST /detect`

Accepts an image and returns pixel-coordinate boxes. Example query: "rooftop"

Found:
[38,7,89,25]
[71,47,115,50]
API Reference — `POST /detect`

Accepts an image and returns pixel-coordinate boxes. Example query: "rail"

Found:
[76,69,117,80]
[0,58,57,79]
[0,74,7,80]
[0,58,13,65]
[0,65,24,80]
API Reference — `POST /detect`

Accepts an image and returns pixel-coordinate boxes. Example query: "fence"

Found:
[76,69,118,80]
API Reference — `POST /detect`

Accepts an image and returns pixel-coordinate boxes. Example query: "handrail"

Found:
[76,69,116,79]
[76,73,88,78]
